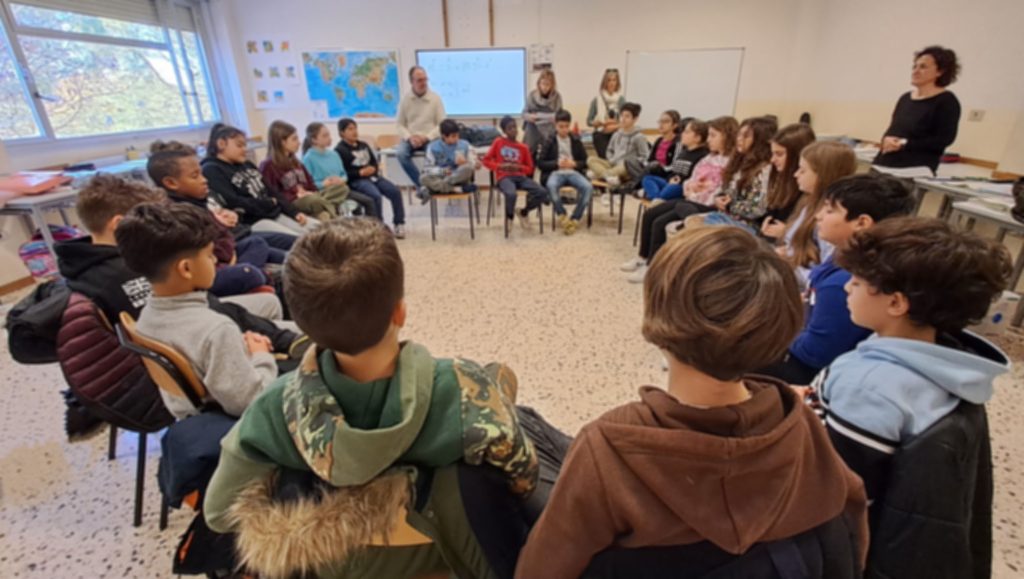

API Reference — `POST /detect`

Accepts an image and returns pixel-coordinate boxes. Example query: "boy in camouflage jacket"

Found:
[204,219,538,578]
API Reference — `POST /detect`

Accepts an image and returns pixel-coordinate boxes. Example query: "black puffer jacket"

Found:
[866,401,992,579]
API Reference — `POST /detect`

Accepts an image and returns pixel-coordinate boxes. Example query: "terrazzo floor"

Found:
[1,194,1022,578]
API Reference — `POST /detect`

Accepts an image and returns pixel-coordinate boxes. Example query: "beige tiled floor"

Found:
[1,195,1022,577]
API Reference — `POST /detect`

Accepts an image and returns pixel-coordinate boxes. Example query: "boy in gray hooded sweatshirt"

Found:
[814,217,1010,574]
[587,102,649,189]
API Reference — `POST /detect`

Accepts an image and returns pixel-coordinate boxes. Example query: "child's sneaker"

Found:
[650,198,665,207]
[620,257,645,272]
[460,183,478,194]
[586,170,596,180]
[627,264,648,284]
[517,208,531,230]
[564,219,578,236]
[605,175,621,187]
[394,224,406,239]
[601,194,612,206]
[416,186,431,205]
[557,214,570,230]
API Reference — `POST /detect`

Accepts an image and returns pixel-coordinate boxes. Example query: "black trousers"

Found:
[593,131,613,159]
[638,200,714,261]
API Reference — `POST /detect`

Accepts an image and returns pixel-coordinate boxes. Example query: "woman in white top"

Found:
[586,68,626,159]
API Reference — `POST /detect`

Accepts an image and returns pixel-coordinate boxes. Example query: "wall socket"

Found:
[968,109,986,122]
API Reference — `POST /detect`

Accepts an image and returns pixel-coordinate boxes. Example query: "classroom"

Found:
[1,0,1023,577]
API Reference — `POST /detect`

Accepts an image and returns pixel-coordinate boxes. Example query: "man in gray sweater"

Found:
[395,66,447,187]
[116,202,278,419]
[586,102,650,194]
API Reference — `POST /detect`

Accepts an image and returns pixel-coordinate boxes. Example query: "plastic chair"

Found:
[429,190,477,241]
[486,172,545,238]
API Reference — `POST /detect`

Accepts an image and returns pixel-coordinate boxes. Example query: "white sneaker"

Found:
[394,224,406,239]
[627,265,648,284]
[600,194,611,206]
[620,257,645,272]
[586,170,596,180]
[605,175,621,187]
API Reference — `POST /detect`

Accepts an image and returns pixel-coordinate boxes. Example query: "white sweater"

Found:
[396,90,446,140]
[136,291,277,419]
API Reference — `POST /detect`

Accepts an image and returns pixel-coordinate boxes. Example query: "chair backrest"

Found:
[374,133,401,150]
[117,311,209,411]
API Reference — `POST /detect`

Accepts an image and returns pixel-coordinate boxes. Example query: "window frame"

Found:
[0,0,222,144]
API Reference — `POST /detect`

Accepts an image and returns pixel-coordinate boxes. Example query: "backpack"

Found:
[5,280,72,364]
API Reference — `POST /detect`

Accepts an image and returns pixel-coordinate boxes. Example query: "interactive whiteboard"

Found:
[416,48,526,117]
[625,48,744,126]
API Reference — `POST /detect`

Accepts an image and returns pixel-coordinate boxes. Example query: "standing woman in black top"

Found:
[874,46,961,173]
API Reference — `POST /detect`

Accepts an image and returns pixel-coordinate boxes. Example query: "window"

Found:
[0,0,220,141]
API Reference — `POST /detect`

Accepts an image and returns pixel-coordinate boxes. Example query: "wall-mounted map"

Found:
[302,50,401,119]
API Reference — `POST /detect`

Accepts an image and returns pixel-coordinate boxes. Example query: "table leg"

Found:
[58,208,71,226]
[996,228,1007,243]
[32,206,58,260]
[937,194,954,220]
[1011,240,1024,327]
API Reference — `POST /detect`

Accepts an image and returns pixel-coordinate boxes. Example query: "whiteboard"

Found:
[416,48,526,117]
[625,48,744,127]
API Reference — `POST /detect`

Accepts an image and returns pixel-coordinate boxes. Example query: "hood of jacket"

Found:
[582,378,866,555]
[55,236,121,281]
[842,331,1008,405]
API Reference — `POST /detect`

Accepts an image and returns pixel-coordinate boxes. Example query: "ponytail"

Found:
[302,122,326,156]
[206,123,245,159]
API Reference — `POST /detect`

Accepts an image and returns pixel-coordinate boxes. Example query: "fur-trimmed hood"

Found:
[226,468,421,578]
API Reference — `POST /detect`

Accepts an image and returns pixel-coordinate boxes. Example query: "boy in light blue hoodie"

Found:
[815,216,1011,504]
[417,119,478,204]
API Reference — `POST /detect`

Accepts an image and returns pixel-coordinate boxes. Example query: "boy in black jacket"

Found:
[537,110,592,235]
[55,175,304,358]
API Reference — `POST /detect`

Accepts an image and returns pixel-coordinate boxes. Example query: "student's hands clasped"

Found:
[243,332,273,355]
[214,208,239,228]
[500,162,521,172]
[761,217,787,238]
[558,158,575,170]
[409,134,428,148]
[359,166,377,177]
[324,175,346,186]
[668,175,682,185]
[295,213,308,225]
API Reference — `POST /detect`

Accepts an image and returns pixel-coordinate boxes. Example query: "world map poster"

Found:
[302,50,401,120]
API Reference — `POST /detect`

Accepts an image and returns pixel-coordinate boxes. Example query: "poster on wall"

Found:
[301,49,401,120]
[245,37,298,109]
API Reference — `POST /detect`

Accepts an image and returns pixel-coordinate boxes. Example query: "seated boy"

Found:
[115,202,280,419]
[586,101,649,193]
[203,219,540,578]
[482,116,548,228]
[537,109,593,235]
[516,226,867,578]
[148,141,279,298]
[416,119,478,203]
[759,173,916,385]
[816,217,1010,576]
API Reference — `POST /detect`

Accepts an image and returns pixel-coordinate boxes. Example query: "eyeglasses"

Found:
[605,68,619,73]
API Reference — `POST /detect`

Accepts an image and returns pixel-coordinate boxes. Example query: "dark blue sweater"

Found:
[788,257,871,371]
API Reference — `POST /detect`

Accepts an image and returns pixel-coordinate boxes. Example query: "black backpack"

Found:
[5,280,71,364]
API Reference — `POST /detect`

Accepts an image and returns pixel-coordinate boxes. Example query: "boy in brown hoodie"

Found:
[516,226,868,578]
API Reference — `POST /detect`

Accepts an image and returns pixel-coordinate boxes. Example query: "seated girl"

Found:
[201,123,315,236]
[774,141,857,287]
[301,122,376,217]
[629,110,681,186]
[739,123,817,237]
[641,118,712,201]
[260,120,336,222]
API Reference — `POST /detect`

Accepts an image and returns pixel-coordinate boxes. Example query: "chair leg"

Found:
[539,204,544,235]
[430,198,437,241]
[474,190,481,224]
[609,192,615,217]
[468,196,476,240]
[633,205,644,246]
[588,195,594,228]
[108,425,117,461]
[618,193,626,234]
[134,432,147,527]
[159,498,169,531]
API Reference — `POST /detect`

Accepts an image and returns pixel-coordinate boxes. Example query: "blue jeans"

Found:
[497,176,547,220]
[641,175,683,201]
[703,211,759,236]
[396,139,427,186]
[351,177,406,225]
[546,171,593,221]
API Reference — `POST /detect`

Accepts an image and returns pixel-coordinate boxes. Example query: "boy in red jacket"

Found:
[482,116,548,228]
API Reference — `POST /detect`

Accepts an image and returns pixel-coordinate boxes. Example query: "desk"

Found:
[950,200,1024,326]
[914,179,980,219]
[0,187,80,258]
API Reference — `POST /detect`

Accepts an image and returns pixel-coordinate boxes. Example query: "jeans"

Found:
[497,175,547,219]
[641,175,684,201]
[350,177,406,225]
[396,139,427,186]
[420,164,475,194]
[546,171,593,221]
[702,211,759,236]
[209,264,268,297]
